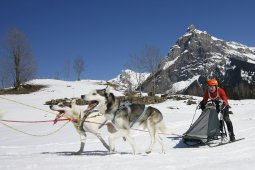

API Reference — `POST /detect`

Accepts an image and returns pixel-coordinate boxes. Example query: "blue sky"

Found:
[0,0,254,80]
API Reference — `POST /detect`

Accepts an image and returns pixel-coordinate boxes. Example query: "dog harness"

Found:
[130,106,148,128]
[79,109,102,132]
[111,101,131,124]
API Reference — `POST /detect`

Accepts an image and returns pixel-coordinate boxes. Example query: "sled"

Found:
[182,103,232,147]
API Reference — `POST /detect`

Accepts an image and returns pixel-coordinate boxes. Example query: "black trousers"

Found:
[221,109,235,136]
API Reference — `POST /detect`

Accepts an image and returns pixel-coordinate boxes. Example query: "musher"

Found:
[199,79,236,142]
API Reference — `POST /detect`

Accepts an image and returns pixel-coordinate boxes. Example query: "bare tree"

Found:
[73,56,85,81]
[126,53,149,95]
[127,44,162,95]
[1,28,37,89]
[0,55,10,88]
[141,45,162,95]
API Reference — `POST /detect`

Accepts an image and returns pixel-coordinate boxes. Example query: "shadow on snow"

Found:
[167,136,202,148]
[41,150,132,156]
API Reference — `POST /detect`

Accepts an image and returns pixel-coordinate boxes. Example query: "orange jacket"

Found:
[203,87,229,105]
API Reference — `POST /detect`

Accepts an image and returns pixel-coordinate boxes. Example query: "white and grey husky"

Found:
[81,89,174,154]
[50,99,116,154]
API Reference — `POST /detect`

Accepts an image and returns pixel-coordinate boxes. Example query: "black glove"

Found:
[199,100,206,110]
[214,101,221,113]
[222,104,231,114]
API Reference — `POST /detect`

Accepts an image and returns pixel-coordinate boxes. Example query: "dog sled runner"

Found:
[182,104,233,147]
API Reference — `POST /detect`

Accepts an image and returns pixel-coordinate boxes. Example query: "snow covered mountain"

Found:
[141,25,255,99]
[109,69,150,91]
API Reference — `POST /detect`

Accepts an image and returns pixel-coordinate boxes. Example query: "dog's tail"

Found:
[158,121,181,137]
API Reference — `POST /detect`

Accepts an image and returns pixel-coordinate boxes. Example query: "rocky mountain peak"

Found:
[187,24,196,32]
[141,26,255,99]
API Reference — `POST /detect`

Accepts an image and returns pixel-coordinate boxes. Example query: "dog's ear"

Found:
[108,93,115,103]
[106,93,115,113]
[105,85,110,93]
[51,99,56,105]
[97,89,107,96]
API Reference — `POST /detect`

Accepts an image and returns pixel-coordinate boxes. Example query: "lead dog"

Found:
[50,99,116,154]
[81,89,174,154]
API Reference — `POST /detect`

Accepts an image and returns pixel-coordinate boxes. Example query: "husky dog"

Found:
[81,89,173,154]
[50,99,116,154]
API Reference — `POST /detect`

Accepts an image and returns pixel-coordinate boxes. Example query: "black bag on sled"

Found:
[182,106,222,145]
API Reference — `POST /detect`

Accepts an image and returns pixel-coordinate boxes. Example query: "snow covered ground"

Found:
[0,79,255,170]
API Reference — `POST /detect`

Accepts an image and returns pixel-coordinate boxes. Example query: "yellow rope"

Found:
[0,96,103,122]
[0,96,79,121]
[0,120,71,137]
[0,96,181,137]
[0,96,56,115]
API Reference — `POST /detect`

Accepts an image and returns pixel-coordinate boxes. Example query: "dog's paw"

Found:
[109,150,115,154]
[161,150,166,154]
[73,150,83,155]
[145,150,152,154]
[73,152,82,155]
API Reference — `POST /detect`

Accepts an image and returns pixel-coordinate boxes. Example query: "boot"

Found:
[224,116,235,142]
[229,131,236,142]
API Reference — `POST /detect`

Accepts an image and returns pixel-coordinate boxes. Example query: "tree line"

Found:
[0,28,85,89]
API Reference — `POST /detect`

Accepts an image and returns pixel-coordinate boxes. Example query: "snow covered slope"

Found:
[1,79,255,170]
[109,69,150,91]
